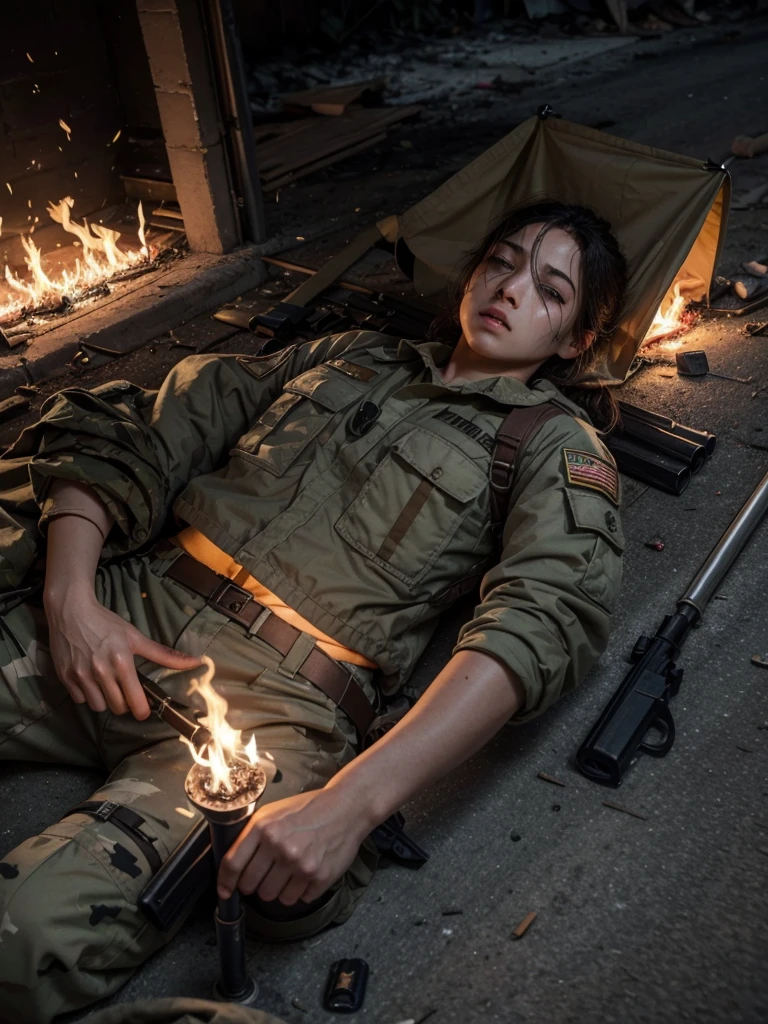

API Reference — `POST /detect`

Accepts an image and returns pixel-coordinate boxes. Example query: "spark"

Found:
[5,183,11,195]
[58,118,72,142]
[26,52,34,62]
[111,129,122,144]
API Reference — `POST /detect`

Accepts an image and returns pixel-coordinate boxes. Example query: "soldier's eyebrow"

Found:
[500,238,575,295]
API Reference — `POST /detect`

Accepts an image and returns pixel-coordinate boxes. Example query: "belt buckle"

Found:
[94,800,120,821]
[210,579,253,620]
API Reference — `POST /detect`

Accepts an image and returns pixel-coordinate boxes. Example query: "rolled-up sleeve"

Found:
[4,330,375,561]
[453,416,624,722]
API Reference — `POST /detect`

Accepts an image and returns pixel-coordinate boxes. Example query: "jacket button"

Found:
[430,467,443,480]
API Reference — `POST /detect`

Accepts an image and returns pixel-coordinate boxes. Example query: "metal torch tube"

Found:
[681,467,768,614]
[208,812,255,1001]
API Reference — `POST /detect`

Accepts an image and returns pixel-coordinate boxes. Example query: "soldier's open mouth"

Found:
[480,313,507,329]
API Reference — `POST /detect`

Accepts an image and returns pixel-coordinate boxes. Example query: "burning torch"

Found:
[139,658,265,1006]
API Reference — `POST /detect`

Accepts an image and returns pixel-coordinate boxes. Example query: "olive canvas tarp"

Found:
[376,113,730,381]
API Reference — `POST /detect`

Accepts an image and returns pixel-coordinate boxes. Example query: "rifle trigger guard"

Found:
[638,704,676,757]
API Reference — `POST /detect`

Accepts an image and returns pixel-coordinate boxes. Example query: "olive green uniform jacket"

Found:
[0,330,624,721]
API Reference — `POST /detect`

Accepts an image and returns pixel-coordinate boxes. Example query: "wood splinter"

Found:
[512,911,537,940]
[602,800,648,821]
[537,771,567,787]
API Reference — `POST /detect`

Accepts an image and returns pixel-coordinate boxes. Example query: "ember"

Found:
[185,760,266,813]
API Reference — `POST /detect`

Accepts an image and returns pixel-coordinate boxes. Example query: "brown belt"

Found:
[164,551,377,741]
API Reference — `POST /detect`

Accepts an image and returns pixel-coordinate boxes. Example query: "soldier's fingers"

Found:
[131,632,202,670]
[275,876,312,907]
[72,675,107,713]
[61,677,87,704]
[218,828,267,898]
[113,655,151,721]
[255,863,293,904]
[92,663,128,716]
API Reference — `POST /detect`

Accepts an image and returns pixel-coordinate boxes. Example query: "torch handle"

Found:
[207,815,257,1003]
[210,818,249,922]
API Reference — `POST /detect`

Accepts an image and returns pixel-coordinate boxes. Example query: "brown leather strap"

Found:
[164,553,376,740]
[490,403,570,532]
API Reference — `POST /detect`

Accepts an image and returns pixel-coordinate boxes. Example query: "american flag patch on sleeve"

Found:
[563,448,620,506]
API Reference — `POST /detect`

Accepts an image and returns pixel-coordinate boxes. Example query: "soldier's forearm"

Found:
[327,649,526,832]
[43,481,114,606]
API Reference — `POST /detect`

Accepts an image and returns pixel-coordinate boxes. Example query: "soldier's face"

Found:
[457,222,587,379]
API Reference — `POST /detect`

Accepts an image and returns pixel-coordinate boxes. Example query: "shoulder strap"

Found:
[490,402,571,532]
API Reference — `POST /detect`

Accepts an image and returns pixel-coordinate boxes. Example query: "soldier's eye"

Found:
[542,285,564,304]
[489,254,514,272]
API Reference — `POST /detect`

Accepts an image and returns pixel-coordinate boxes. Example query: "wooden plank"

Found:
[121,175,177,204]
[257,106,421,183]
[260,121,391,184]
[257,107,418,169]
[152,206,184,220]
[264,133,388,191]
[280,78,386,117]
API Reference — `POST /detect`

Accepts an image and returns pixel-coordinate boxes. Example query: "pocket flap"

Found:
[392,428,487,502]
[564,487,625,551]
[285,366,364,411]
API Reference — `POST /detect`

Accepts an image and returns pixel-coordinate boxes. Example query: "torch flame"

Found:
[180,656,260,795]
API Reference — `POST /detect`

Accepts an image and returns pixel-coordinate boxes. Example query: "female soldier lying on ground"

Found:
[0,201,627,1022]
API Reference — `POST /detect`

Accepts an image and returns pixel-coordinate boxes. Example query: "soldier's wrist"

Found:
[43,579,98,613]
[326,766,391,836]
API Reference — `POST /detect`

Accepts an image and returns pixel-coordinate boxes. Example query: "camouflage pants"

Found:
[0,545,377,1024]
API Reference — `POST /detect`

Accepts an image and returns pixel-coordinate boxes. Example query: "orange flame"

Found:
[642,281,700,351]
[180,656,259,795]
[0,196,153,326]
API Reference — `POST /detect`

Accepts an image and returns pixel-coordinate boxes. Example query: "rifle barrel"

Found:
[682,466,768,613]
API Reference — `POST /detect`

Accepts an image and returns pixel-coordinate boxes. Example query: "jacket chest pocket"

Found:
[230,366,364,476]
[335,427,487,587]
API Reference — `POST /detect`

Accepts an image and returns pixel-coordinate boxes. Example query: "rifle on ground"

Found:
[576,465,768,786]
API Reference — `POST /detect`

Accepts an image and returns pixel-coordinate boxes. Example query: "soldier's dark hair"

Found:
[430,200,628,431]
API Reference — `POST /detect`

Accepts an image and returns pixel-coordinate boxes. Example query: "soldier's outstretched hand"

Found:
[45,587,201,720]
